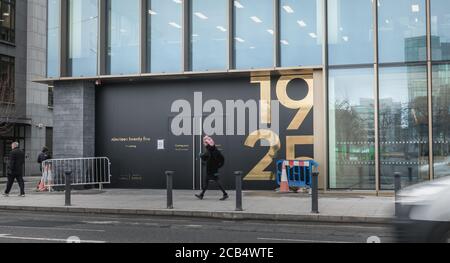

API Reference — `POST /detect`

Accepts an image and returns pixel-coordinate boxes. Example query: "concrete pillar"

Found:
[53,81,95,159]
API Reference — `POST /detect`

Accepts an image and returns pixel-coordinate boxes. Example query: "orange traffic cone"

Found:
[280,162,290,193]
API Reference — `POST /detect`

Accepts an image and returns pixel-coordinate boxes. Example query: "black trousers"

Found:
[5,174,25,195]
[201,175,227,196]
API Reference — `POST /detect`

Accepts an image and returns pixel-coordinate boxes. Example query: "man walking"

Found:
[3,142,26,197]
[195,136,229,201]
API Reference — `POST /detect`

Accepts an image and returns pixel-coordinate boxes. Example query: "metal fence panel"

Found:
[41,157,111,188]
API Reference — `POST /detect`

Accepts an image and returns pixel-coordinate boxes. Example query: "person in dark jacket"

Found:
[195,136,229,201]
[37,146,51,172]
[3,142,26,197]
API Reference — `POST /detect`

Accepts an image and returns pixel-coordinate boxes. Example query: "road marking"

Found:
[257,237,351,243]
[184,225,203,228]
[0,225,105,232]
[246,222,388,229]
[0,234,106,243]
[130,222,161,226]
[82,221,120,225]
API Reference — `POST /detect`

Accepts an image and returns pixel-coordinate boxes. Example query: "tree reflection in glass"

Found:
[329,68,375,190]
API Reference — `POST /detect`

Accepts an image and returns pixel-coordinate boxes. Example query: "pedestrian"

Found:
[3,142,26,197]
[37,146,52,192]
[37,146,51,173]
[195,136,229,201]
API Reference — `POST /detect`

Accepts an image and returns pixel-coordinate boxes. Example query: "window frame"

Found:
[0,54,15,105]
[0,0,15,44]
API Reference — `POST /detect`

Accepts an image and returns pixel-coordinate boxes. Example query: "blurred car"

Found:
[419,157,450,176]
[395,176,450,243]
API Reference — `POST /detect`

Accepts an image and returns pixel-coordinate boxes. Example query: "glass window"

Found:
[328,67,375,189]
[378,0,426,63]
[280,0,322,67]
[0,0,15,43]
[379,66,429,190]
[431,0,450,61]
[190,0,227,71]
[68,0,98,77]
[148,0,183,73]
[234,0,274,69]
[0,55,14,104]
[48,86,54,108]
[327,0,373,65]
[107,0,140,75]
[47,0,60,78]
[432,64,450,178]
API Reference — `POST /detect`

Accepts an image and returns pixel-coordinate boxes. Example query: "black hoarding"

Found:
[96,73,314,190]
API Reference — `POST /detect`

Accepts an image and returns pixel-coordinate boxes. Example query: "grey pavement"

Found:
[0,176,41,184]
[0,179,395,224]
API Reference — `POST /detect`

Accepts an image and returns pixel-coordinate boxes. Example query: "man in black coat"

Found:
[195,136,229,201]
[3,142,26,197]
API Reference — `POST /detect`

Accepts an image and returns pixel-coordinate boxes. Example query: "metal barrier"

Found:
[41,157,112,190]
[276,160,319,189]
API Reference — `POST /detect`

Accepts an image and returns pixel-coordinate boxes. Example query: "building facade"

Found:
[0,0,53,178]
[39,0,450,193]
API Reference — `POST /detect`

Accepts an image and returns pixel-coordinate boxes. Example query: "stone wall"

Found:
[25,0,53,176]
[53,81,95,159]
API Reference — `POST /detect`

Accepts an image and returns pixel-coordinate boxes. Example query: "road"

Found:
[0,210,396,243]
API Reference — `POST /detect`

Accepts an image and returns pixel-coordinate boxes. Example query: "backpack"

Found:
[37,152,48,164]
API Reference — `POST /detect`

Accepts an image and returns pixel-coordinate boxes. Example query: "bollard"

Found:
[311,172,319,214]
[358,167,363,188]
[65,170,72,206]
[408,167,413,183]
[394,172,402,217]
[166,171,174,209]
[234,171,243,211]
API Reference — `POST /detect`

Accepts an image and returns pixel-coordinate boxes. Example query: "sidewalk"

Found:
[0,176,41,184]
[0,186,395,224]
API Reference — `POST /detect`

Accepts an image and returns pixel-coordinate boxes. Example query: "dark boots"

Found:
[219,194,229,201]
[195,192,229,201]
